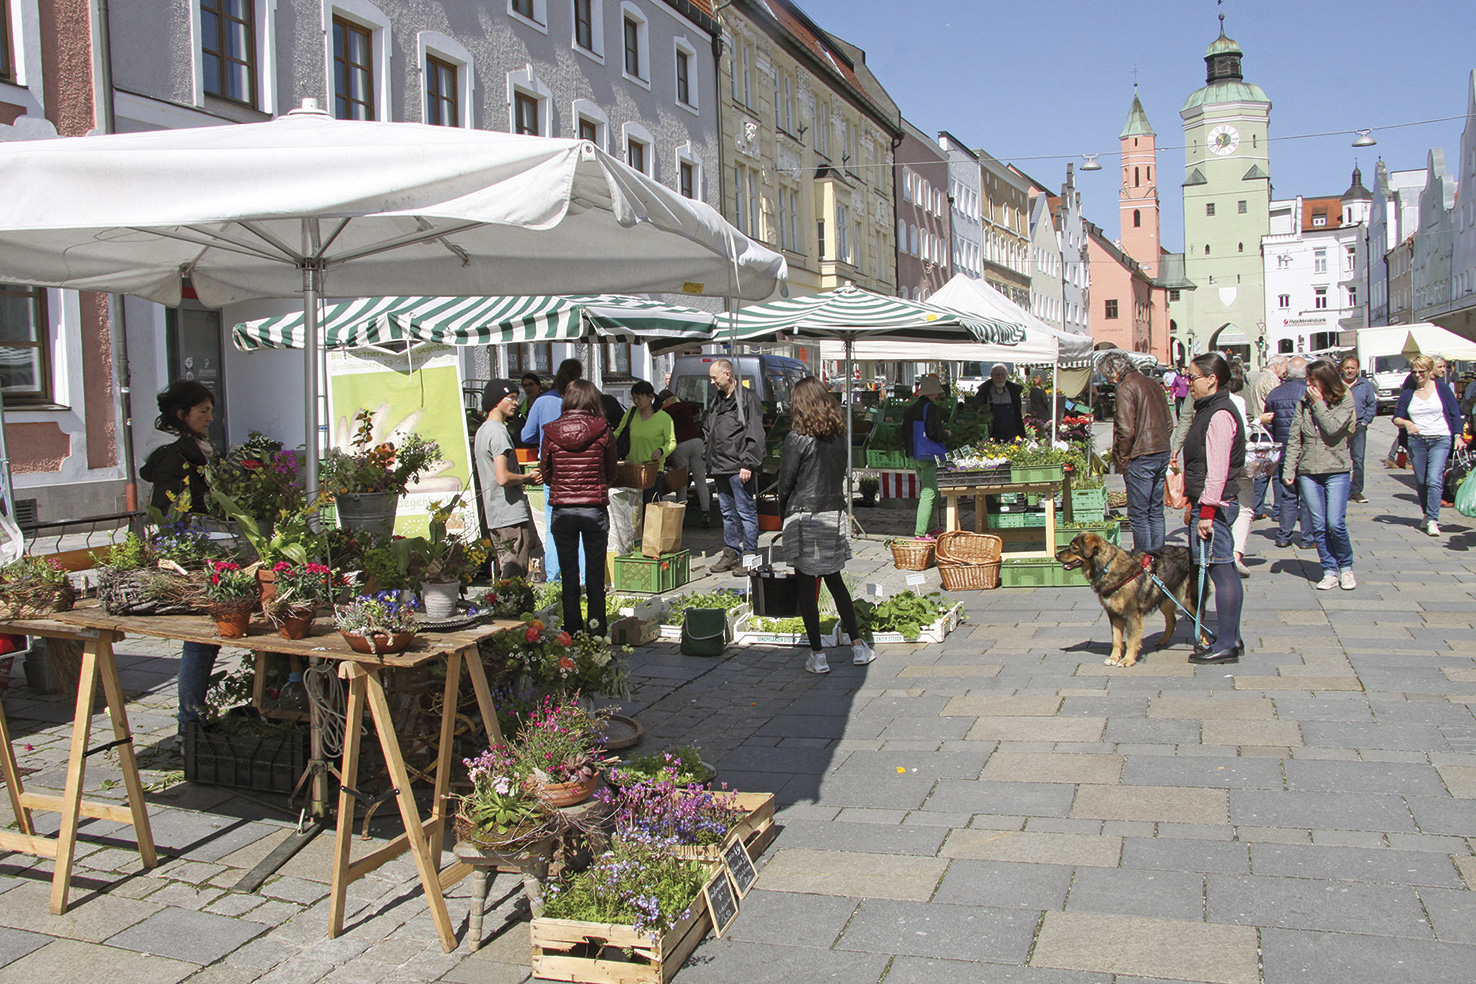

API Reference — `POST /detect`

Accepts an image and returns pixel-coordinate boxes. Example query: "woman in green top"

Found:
[618,380,677,502]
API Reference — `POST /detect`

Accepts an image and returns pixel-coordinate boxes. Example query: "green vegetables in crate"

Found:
[662,589,747,625]
[853,590,950,642]
[747,615,837,635]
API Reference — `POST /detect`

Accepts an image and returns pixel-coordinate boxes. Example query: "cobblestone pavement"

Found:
[1,416,1473,983]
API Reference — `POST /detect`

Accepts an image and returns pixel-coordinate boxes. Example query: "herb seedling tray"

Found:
[731,614,840,648]
[839,602,964,645]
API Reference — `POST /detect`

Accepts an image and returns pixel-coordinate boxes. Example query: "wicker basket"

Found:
[935,531,1003,565]
[889,538,936,571]
[937,558,1002,590]
[96,568,205,616]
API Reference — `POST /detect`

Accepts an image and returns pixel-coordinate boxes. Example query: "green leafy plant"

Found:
[608,747,715,788]
[469,577,537,619]
[209,487,317,566]
[203,560,258,604]
[478,620,627,696]
[852,589,950,642]
[458,744,545,839]
[858,475,880,502]
[747,615,836,635]
[541,837,709,941]
[661,589,747,626]
[405,494,489,585]
[320,408,442,497]
[204,434,306,523]
[94,532,148,573]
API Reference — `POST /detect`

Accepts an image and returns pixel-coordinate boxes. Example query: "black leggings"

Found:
[797,571,860,651]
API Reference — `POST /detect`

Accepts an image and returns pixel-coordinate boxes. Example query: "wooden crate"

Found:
[531,902,712,984]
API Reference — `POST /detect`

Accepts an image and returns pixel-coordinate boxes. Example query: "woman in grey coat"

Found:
[1281,359,1356,590]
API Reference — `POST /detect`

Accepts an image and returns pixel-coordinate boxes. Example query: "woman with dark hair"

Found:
[774,377,869,674]
[540,379,617,633]
[1282,359,1356,590]
[139,379,218,734]
[613,379,676,504]
[1181,353,1246,665]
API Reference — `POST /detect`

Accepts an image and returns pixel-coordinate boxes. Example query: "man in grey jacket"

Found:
[1342,356,1377,503]
[704,359,766,573]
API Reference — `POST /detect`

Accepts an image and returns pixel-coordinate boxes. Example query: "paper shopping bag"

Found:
[642,501,686,558]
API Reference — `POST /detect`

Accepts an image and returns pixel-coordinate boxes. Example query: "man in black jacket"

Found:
[704,359,765,573]
[1265,357,1311,548]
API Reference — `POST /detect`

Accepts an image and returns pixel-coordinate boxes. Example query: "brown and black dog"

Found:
[1055,532,1200,667]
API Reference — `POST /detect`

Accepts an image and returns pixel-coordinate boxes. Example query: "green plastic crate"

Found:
[999,558,1090,588]
[1068,487,1108,518]
[866,449,913,469]
[1055,522,1122,546]
[613,549,690,593]
[987,511,1047,529]
[1010,464,1066,484]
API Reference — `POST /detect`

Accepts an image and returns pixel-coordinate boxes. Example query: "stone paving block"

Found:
[0,880,161,942]
[896,664,1003,678]
[834,898,1039,964]
[828,746,993,781]
[1300,720,1450,752]
[1260,927,1476,984]
[1105,718,1202,744]
[966,716,1106,743]
[0,938,196,984]
[1246,841,1464,887]
[1208,872,1432,937]
[1454,855,1476,889]
[941,829,1122,867]
[1231,789,1416,833]
[1071,784,1229,824]
[1120,836,1251,874]
[1435,763,1476,798]
[719,889,858,948]
[1120,754,1285,789]
[980,751,1123,785]
[924,779,1075,818]
[754,848,946,901]
[1404,795,1476,836]
[108,906,266,964]
[931,859,1074,911]
[1268,696,1374,721]
[1074,660,1197,677]
[940,695,1062,716]
[1064,866,1207,921]
[676,937,890,983]
[1024,817,1103,835]
[1281,758,1445,796]
[1201,719,1303,746]
[771,819,946,856]
[882,955,1109,984]
[0,927,48,969]
[1146,696,1277,719]
[803,773,936,810]
[1029,910,1259,984]
[1309,829,1388,848]
[833,807,909,824]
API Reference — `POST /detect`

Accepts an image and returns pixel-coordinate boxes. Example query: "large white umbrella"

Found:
[0,102,787,491]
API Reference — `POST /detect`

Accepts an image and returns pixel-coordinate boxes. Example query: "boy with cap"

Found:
[475,382,543,579]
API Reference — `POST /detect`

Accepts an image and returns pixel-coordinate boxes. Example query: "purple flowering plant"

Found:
[602,763,745,849]
[540,836,708,941]
[459,743,545,839]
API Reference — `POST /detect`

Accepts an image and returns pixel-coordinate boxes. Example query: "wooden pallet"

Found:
[531,903,712,984]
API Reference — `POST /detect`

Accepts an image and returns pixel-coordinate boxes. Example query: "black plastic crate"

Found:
[183,720,308,795]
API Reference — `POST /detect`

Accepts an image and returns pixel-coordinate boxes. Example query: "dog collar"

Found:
[1099,554,1153,595]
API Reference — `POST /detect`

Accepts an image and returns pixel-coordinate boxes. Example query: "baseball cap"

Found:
[481,381,519,412]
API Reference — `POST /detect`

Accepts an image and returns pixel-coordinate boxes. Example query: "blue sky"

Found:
[792,0,1476,251]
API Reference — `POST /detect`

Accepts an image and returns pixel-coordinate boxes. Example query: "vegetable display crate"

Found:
[1067,487,1108,518]
[987,511,1047,529]
[531,904,712,984]
[937,466,1012,488]
[999,558,1090,589]
[840,602,964,645]
[1010,464,1066,484]
[733,614,840,648]
[658,603,750,642]
[183,721,307,794]
[1055,522,1121,546]
[866,449,912,469]
[867,422,901,447]
[612,549,690,594]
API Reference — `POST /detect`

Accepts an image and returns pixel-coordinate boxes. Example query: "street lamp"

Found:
[1351,130,1377,148]
[1080,154,1103,172]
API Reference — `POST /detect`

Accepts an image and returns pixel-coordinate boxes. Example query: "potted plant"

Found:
[405,494,489,619]
[607,747,716,790]
[478,622,627,698]
[0,554,76,621]
[468,576,536,621]
[455,743,553,850]
[333,591,420,654]
[537,836,710,948]
[204,434,307,529]
[320,408,443,535]
[204,560,259,638]
[94,532,206,616]
[857,474,880,507]
[514,695,606,807]
[261,561,332,639]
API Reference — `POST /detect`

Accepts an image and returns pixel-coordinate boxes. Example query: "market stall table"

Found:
[938,475,1073,559]
[0,603,521,951]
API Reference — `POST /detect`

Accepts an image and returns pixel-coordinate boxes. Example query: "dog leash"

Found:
[1130,537,1216,646]
[1193,529,1214,652]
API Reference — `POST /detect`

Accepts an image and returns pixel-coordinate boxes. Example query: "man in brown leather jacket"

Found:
[1105,351,1172,552]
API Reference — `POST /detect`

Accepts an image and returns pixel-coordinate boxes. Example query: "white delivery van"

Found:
[1355,323,1476,413]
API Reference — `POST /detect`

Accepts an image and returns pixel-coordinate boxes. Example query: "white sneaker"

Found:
[804,652,830,674]
[852,640,876,665]
[1315,574,1338,590]
[1427,521,1441,537]
[1339,570,1356,590]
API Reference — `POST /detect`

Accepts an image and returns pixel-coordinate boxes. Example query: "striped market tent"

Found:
[718,284,1025,346]
[232,294,718,353]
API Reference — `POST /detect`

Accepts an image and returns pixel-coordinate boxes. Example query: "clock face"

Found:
[1209,124,1240,157]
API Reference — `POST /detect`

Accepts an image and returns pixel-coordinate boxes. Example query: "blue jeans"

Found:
[543,485,586,582]
[714,473,759,554]
[1275,471,1312,544]
[1349,425,1368,497]
[1252,472,1271,516]
[1298,472,1353,574]
[1408,434,1452,523]
[178,640,219,732]
[550,506,608,635]
[1123,451,1169,553]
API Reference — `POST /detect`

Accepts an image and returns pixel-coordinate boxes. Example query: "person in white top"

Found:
[1391,354,1467,536]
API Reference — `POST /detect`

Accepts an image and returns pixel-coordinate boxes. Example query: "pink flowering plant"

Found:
[459,744,545,840]
[514,695,606,786]
[203,560,258,604]
[263,561,333,622]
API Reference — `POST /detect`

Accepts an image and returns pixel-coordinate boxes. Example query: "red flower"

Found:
[525,627,541,644]
[558,656,575,673]
[557,631,573,646]
[241,459,261,470]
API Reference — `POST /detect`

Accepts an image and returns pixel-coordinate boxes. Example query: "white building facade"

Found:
[938,131,983,282]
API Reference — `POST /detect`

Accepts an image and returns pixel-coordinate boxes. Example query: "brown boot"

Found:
[710,548,740,573]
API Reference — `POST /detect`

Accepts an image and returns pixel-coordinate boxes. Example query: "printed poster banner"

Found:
[324,344,477,539]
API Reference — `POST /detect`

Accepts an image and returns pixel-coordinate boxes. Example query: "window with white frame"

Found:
[201,0,258,105]
[775,70,793,134]
[418,33,474,128]
[506,67,551,136]
[571,98,607,148]
[835,204,849,263]
[571,0,602,58]
[673,37,697,110]
[842,116,856,171]
[674,144,700,200]
[812,98,828,157]
[1278,293,1290,309]
[779,183,800,252]
[509,0,547,31]
[624,122,653,175]
[0,283,51,405]
[733,163,759,237]
[1314,287,1328,310]
[1314,249,1327,274]
[620,3,648,85]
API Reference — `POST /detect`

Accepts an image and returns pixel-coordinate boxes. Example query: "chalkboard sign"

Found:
[722,836,757,898]
[703,868,738,937]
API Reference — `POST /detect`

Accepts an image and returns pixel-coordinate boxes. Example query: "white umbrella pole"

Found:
[303,260,322,498]
[1050,355,1059,446]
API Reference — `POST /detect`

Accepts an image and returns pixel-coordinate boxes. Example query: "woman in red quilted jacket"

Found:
[540,379,618,634]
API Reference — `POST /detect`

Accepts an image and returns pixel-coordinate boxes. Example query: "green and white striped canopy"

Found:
[719,284,1026,345]
[232,294,718,354]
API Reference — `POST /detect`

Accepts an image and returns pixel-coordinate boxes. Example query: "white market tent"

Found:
[1399,325,1476,362]
[0,101,787,499]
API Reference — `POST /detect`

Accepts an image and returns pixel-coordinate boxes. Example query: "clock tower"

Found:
[1180,13,1271,366]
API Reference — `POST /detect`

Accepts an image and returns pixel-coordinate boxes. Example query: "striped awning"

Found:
[232,294,718,353]
[718,284,1025,345]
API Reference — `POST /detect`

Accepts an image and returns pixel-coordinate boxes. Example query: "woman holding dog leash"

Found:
[1281,359,1356,591]
[775,376,872,675]
[1181,353,1246,665]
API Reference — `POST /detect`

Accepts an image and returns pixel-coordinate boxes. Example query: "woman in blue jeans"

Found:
[1392,355,1467,537]
[138,380,219,733]
[1281,360,1355,590]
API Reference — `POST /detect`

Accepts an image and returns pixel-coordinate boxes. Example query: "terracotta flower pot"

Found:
[274,612,314,640]
[531,771,600,808]
[257,567,277,606]
[338,630,416,655]
[212,609,252,639]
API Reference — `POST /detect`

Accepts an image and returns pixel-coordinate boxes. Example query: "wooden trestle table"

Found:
[937,476,1072,559]
[0,603,521,952]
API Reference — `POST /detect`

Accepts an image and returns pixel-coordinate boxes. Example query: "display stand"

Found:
[938,475,1072,560]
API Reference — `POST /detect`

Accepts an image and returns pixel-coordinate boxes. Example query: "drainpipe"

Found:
[711,9,729,330]
[93,0,140,517]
